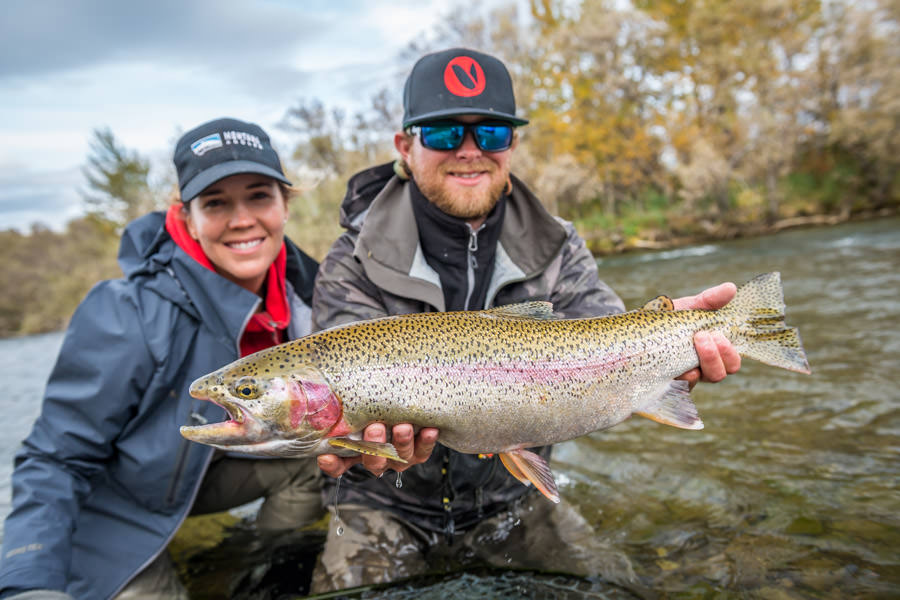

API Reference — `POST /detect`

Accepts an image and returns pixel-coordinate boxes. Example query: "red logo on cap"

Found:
[443,56,486,97]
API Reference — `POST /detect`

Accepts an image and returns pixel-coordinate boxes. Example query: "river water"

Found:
[1,218,898,598]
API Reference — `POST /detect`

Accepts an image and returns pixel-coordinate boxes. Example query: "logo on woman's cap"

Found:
[191,134,223,156]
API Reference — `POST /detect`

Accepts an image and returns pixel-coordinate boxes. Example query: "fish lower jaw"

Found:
[209,437,321,458]
[179,414,266,445]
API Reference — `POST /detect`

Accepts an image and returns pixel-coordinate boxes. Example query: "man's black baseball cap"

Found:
[402,48,529,128]
[174,117,291,202]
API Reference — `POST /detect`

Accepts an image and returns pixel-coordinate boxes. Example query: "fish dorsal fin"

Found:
[641,295,675,311]
[483,302,557,320]
[499,449,560,503]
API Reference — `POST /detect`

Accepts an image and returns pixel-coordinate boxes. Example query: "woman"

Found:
[0,118,323,600]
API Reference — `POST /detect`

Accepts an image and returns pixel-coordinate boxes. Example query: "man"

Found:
[310,48,740,592]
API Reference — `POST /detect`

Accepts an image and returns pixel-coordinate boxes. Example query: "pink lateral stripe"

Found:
[366,356,630,385]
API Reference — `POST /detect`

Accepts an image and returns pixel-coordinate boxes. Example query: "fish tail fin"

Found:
[720,272,811,374]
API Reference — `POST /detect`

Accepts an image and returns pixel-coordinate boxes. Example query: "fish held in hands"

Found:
[181,271,810,503]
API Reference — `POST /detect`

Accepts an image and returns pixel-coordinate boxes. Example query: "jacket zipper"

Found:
[165,405,207,506]
[113,434,216,599]
[163,297,258,507]
[464,227,479,310]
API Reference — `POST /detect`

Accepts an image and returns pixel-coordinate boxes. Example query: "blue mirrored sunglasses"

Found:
[408,121,515,152]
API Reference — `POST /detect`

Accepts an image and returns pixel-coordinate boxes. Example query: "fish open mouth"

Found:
[180,389,257,445]
[210,397,244,424]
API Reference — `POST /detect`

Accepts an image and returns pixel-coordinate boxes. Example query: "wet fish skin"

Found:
[181,272,810,502]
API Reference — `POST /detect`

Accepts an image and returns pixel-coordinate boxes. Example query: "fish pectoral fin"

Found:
[499,449,560,504]
[640,295,675,311]
[327,438,408,463]
[635,380,704,430]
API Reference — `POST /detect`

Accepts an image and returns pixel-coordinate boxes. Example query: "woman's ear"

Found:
[182,206,200,240]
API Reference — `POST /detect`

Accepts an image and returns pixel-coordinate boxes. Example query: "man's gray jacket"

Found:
[0,212,317,599]
[312,163,625,534]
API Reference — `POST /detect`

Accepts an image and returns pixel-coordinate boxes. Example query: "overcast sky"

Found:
[0,0,480,231]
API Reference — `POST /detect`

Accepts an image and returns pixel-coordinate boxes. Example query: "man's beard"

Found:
[414,162,509,220]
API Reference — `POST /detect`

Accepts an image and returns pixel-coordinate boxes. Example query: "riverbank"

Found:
[0,207,896,339]
[580,207,898,256]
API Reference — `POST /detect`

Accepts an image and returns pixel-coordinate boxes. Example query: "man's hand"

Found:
[672,282,742,388]
[317,424,439,478]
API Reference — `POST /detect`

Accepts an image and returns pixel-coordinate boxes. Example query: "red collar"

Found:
[165,205,290,355]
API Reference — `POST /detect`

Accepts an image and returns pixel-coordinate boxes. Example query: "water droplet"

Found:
[331,475,344,536]
[395,471,403,488]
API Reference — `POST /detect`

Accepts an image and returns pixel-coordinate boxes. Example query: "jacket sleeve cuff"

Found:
[0,591,74,600]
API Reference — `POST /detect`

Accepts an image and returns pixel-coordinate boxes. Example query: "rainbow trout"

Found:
[181,272,810,502]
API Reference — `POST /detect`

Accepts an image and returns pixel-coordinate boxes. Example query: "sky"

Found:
[0,0,485,232]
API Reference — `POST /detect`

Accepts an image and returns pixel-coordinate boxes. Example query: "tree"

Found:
[0,216,120,336]
[82,128,156,228]
[813,0,900,209]
[634,0,823,219]
[526,0,666,217]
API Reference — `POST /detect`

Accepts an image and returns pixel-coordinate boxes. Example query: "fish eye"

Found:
[233,377,260,399]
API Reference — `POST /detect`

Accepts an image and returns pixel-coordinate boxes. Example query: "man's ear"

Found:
[394,131,413,161]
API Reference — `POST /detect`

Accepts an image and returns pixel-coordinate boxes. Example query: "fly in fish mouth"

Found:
[186,376,246,427]
[182,377,245,433]
[180,396,254,445]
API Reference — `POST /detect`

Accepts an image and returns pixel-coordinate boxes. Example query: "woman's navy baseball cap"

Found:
[174,117,291,202]
[402,48,529,128]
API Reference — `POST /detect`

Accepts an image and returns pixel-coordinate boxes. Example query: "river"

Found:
[1,217,898,599]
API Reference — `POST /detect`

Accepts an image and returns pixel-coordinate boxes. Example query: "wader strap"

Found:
[440,453,456,544]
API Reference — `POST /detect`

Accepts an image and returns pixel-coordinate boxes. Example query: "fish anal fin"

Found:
[327,438,407,463]
[641,295,675,311]
[635,380,704,430]
[484,302,558,320]
[499,449,560,503]
[499,453,530,486]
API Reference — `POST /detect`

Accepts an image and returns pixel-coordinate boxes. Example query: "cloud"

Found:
[0,0,326,80]
[0,0,481,232]
[0,166,84,231]
[0,0,435,125]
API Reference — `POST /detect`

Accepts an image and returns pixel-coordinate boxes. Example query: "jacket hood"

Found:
[339,162,400,232]
[118,211,172,279]
[116,211,213,322]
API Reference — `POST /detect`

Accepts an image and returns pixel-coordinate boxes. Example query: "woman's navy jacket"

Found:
[0,212,317,599]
